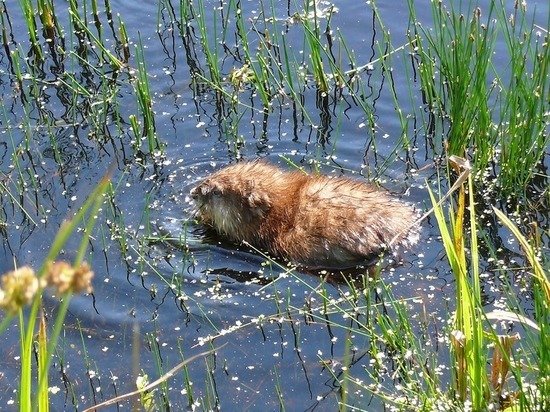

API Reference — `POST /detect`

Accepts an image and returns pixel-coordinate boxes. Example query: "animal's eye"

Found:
[212,188,222,196]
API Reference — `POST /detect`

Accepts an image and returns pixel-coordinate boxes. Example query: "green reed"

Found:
[1,3,8,47]
[69,5,125,69]
[426,159,548,410]
[232,0,271,107]
[177,340,196,409]
[133,226,547,410]
[315,162,547,410]
[273,365,286,410]
[146,330,170,405]
[492,208,550,409]
[68,0,85,50]
[118,14,131,63]
[175,0,420,162]
[0,173,111,411]
[491,0,549,194]
[36,0,58,40]
[192,0,221,86]
[131,36,162,154]
[5,0,130,151]
[429,165,489,409]
[410,0,496,154]
[301,3,329,93]
[408,0,549,196]
[1,104,44,221]
[17,0,43,60]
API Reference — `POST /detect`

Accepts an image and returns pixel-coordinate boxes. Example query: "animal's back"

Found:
[191,162,418,269]
[268,175,418,267]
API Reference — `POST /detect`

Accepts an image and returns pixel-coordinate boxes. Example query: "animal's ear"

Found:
[247,194,272,217]
[199,184,211,196]
[190,183,209,198]
[246,190,272,218]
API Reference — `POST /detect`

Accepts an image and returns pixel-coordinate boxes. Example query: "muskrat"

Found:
[190,161,419,269]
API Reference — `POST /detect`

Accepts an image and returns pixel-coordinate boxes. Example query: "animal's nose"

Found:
[189,186,199,198]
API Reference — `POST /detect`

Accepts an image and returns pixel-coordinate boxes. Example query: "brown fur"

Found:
[190,161,418,268]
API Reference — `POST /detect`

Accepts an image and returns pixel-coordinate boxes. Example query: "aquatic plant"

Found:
[0,174,108,410]
[408,0,549,197]
[0,0,547,410]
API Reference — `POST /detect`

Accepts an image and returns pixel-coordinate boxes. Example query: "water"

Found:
[0,0,548,410]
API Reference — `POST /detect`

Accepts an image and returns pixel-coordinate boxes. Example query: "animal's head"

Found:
[190,169,272,239]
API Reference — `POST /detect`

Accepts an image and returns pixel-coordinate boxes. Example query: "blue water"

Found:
[0,0,547,410]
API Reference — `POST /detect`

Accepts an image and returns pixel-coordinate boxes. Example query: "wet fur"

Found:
[190,161,419,268]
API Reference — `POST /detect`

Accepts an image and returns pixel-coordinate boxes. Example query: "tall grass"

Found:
[421,156,548,410]
[170,1,416,160]
[36,0,60,42]
[17,0,44,60]
[1,0,548,410]
[408,0,549,196]
[308,156,549,410]
[301,2,330,93]
[492,208,550,410]
[130,35,163,154]
[5,0,163,159]
[429,159,489,408]
[0,172,110,410]
[193,0,222,86]
[1,0,164,408]
[492,0,550,194]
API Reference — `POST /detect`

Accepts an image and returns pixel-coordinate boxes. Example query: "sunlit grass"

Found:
[175,0,411,156]
[131,35,163,154]
[429,158,490,409]
[492,208,550,409]
[0,0,548,410]
[408,0,549,197]
[0,173,109,410]
[17,0,44,60]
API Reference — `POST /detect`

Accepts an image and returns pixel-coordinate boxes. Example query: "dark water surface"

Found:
[0,0,548,410]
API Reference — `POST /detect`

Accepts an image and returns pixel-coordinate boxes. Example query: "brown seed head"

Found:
[0,266,44,313]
